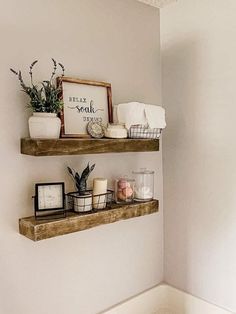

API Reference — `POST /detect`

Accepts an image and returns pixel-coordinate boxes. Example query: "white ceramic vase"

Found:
[74,193,93,212]
[28,112,61,139]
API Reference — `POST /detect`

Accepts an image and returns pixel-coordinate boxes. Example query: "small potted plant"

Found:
[10,58,65,139]
[67,163,96,212]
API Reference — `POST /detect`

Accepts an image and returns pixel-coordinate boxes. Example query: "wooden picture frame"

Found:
[57,77,113,138]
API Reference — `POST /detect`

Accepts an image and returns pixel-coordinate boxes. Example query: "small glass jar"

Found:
[115,176,135,203]
[132,169,154,201]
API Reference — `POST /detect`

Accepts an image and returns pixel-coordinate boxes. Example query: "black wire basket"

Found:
[128,124,162,139]
[67,189,114,213]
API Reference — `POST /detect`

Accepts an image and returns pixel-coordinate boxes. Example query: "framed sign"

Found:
[58,77,113,137]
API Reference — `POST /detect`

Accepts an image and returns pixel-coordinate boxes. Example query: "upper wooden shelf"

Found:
[19,200,159,241]
[21,138,159,156]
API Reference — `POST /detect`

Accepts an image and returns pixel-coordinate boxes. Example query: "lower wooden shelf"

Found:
[19,200,158,241]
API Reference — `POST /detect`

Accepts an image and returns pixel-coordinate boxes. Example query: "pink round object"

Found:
[122,187,133,198]
[118,179,130,189]
[117,191,126,201]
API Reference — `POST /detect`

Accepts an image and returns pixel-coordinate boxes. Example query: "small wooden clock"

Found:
[34,182,66,220]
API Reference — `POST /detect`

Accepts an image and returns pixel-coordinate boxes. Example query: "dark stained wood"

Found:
[107,86,113,123]
[19,200,159,241]
[21,138,159,156]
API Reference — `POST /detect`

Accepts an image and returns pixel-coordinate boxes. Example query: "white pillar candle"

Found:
[93,178,107,209]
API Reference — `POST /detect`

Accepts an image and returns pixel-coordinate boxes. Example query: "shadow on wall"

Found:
[162,37,204,289]
[162,38,203,151]
[162,30,236,310]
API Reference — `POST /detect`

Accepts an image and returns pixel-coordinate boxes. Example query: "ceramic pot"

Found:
[73,193,93,212]
[28,112,61,139]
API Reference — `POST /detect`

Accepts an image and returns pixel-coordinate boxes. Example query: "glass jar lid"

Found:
[117,175,135,182]
[132,168,154,175]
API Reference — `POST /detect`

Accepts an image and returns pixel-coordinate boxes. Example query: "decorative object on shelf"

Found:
[115,102,166,139]
[58,77,113,138]
[115,176,135,204]
[67,163,95,194]
[116,102,166,129]
[68,191,93,213]
[33,182,66,220]
[93,178,108,209]
[132,168,154,201]
[128,124,161,139]
[104,123,128,139]
[67,189,113,213]
[10,58,65,139]
[28,112,61,139]
[87,121,105,138]
[116,102,146,129]
[67,163,95,212]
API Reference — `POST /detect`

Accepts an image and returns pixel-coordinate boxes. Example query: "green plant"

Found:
[10,58,65,113]
[67,163,96,195]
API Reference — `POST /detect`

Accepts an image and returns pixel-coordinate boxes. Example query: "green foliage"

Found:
[10,58,65,113]
[67,163,96,194]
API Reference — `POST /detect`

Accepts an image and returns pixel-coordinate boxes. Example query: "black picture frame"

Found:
[34,182,66,220]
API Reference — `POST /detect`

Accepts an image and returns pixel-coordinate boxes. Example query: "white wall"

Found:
[103,284,233,314]
[162,0,236,312]
[0,1,163,314]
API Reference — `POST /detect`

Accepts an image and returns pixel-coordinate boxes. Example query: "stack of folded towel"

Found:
[116,102,166,129]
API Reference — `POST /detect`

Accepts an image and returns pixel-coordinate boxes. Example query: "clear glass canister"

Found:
[115,176,135,203]
[132,169,154,201]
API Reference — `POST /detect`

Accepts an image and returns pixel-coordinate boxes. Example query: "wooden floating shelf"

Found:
[19,200,159,241]
[21,138,159,156]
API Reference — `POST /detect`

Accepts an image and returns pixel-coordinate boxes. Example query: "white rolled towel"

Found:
[116,102,147,129]
[145,104,166,129]
[116,102,166,129]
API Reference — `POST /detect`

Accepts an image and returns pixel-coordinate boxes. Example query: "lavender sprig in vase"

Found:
[10,58,65,139]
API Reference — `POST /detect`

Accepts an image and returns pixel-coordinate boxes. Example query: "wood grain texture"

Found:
[21,138,159,156]
[19,200,159,241]
[59,76,111,88]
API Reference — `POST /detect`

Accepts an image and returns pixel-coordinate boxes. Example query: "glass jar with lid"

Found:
[132,169,154,201]
[115,176,135,203]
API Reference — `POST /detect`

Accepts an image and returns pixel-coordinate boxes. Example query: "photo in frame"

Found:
[58,77,113,137]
